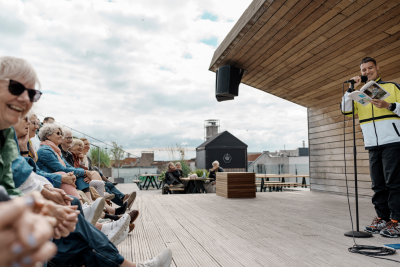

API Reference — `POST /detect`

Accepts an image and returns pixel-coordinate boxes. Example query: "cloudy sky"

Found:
[0,0,308,160]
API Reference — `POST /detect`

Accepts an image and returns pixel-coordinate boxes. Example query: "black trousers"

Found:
[369,145,400,221]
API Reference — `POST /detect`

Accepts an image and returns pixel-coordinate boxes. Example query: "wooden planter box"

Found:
[216,172,256,198]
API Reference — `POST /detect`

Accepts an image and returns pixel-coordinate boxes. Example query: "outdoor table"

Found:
[180,177,214,194]
[255,174,310,192]
[141,174,160,190]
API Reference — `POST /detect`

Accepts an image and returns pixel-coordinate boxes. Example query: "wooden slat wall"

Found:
[210,0,400,196]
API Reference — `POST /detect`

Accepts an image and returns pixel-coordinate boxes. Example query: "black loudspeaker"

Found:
[215,65,244,102]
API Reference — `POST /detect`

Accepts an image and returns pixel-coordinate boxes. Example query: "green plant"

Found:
[159,171,166,181]
[110,141,125,177]
[89,147,111,167]
[191,169,209,178]
[178,160,190,177]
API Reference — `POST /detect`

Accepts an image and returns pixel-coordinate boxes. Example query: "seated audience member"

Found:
[175,162,183,177]
[28,113,41,152]
[36,123,96,202]
[13,113,106,224]
[69,139,129,216]
[79,137,136,208]
[43,116,55,124]
[59,127,74,166]
[27,112,40,160]
[205,160,224,193]
[0,56,172,267]
[164,162,185,193]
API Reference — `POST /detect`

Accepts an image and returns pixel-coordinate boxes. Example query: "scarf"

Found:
[28,140,38,162]
[71,152,87,169]
[41,140,66,167]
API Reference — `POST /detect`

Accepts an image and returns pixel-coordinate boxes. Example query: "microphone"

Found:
[344,76,368,84]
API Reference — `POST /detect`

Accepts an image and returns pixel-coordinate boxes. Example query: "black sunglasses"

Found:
[3,78,42,102]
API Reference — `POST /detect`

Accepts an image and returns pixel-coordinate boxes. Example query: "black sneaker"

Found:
[380,220,400,238]
[364,217,387,234]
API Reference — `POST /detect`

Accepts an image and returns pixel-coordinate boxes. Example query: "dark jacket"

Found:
[164,170,183,185]
[209,167,224,181]
[58,144,74,167]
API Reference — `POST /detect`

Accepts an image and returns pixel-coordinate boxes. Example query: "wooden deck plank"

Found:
[117,188,400,266]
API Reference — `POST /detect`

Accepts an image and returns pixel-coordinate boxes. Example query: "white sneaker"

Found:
[113,225,129,246]
[137,248,172,267]
[101,214,130,245]
[82,198,105,225]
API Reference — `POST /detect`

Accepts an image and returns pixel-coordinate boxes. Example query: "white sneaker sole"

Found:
[113,226,129,246]
[90,198,105,226]
[108,214,131,245]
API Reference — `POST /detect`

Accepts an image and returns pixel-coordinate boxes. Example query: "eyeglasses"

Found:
[30,120,39,126]
[65,137,73,140]
[55,131,62,136]
[1,78,42,102]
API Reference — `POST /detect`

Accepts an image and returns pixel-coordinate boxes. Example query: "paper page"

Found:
[347,91,371,106]
[360,81,390,101]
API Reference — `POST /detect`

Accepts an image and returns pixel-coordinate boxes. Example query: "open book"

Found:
[347,81,390,106]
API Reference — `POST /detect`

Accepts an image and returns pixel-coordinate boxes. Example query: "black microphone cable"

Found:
[342,82,399,262]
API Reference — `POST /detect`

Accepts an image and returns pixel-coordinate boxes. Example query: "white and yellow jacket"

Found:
[341,77,400,150]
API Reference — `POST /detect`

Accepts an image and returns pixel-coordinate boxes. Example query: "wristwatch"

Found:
[388,103,396,111]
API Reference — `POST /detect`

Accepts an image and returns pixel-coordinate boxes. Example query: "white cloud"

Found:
[0,0,308,160]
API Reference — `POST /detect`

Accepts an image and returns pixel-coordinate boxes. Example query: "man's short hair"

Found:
[43,117,55,123]
[360,57,377,66]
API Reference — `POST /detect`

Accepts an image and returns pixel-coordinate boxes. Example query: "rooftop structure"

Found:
[209,0,400,197]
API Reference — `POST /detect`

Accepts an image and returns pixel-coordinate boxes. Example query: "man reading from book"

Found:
[341,57,400,238]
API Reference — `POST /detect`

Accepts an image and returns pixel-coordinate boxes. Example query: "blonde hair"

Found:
[167,162,175,169]
[0,56,40,88]
[71,139,84,148]
[175,162,181,166]
[80,137,88,142]
[212,160,220,167]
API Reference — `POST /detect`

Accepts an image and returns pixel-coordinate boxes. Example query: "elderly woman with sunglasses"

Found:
[0,56,173,267]
[36,123,95,202]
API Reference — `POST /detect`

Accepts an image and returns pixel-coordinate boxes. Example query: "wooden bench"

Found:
[132,180,142,190]
[263,183,302,192]
[167,188,185,194]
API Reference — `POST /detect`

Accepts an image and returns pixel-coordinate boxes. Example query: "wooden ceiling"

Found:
[209,0,400,108]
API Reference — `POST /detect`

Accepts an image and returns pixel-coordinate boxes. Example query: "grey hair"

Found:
[0,56,40,88]
[71,139,84,148]
[26,110,36,120]
[212,160,220,167]
[38,123,63,141]
[62,127,73,138]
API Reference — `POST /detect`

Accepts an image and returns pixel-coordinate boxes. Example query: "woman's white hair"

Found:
[71,139,84,148]
[212,160,220,167]
[38,123,63,141]
[62,127,73,138]
[0,56,40,88]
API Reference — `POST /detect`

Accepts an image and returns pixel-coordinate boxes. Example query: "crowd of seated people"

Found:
[0,56,172,267]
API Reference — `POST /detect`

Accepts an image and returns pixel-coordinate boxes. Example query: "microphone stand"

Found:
[344,82,372,238]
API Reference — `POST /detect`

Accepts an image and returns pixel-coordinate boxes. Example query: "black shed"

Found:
[196,131,248,172]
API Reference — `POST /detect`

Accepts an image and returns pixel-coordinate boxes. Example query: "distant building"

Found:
[248,148,309,176]
[196,131,247,172]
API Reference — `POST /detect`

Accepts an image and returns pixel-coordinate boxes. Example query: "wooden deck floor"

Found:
[116,185,400,266]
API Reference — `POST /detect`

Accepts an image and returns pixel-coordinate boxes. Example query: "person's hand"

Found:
[370,99,390,109]
[41,189,67,206]
[84,171,93,183]
[17,132,30,154]
[348,76,362,89]
[40,202,79,236]
[170,184,173,187]
[47,187,73,206]
[61,173,76,188]
[0,196,57,267]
